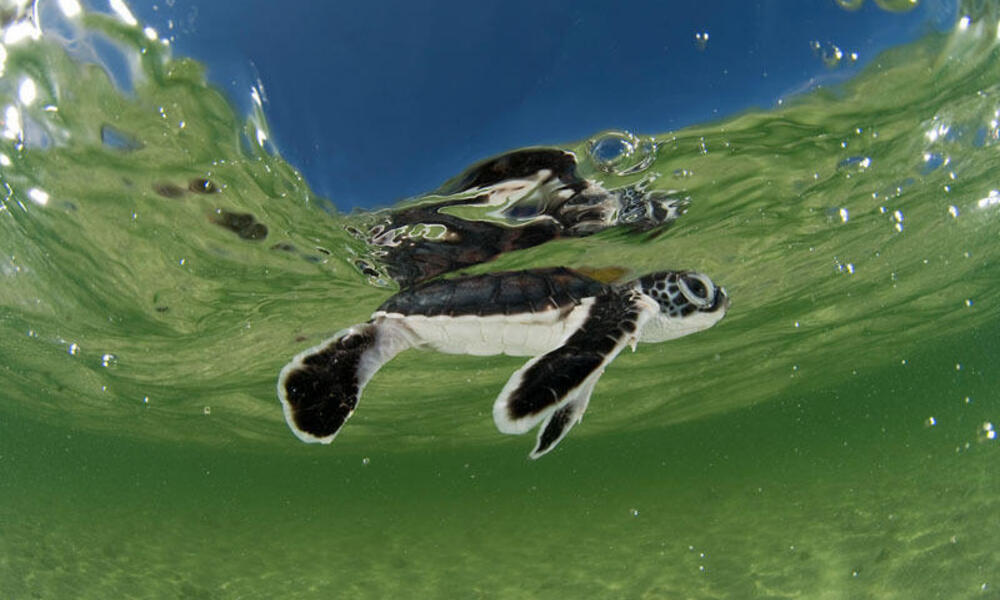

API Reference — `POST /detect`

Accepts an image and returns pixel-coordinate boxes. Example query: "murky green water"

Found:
[1,1,998,598]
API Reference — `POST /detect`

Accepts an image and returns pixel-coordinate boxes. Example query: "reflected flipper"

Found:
[493,290,657,458]
[277,321,411,444]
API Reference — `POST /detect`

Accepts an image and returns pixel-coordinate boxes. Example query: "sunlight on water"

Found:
[0,1,997,598]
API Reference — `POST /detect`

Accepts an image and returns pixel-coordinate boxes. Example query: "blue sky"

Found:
[129,1,955,210]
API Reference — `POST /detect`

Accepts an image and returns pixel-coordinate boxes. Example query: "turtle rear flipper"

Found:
[278,321,411,444]
[493,289,658,458]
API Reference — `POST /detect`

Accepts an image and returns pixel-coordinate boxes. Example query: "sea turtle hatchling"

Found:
[278,267,728,458]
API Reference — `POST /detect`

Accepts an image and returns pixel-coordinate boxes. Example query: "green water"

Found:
[1,2,998,598]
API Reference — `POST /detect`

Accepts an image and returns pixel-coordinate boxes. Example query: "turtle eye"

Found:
[678,273,715,308]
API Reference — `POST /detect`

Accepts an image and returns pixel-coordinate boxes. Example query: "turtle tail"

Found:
[277,321,409,444]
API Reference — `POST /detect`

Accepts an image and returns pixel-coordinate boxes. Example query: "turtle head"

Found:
[633,270,729,343]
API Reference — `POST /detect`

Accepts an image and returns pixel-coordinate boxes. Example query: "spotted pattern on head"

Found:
[636,271,722,317]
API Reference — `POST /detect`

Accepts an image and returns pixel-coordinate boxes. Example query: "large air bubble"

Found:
[586,131,658,176]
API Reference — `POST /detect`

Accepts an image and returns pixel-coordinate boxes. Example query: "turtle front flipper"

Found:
[530,373,599,459]
[277,320,412,444]
[493,289,658,458]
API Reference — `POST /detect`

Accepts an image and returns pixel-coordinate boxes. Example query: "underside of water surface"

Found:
[0,1,997,598]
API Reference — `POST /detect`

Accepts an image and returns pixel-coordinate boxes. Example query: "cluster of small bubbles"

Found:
[587,131,658,175]
[694,32,709,51]
[100,353,117,367]
[686,545,708,572]
[837,156,871,174]
[891,209,904,232]
[810,40,858,68]
[979,422,996,442]
[925,119,951,143]
[834,257,855,274]
[672,168,693,178]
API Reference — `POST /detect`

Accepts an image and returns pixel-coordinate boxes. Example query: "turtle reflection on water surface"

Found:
[363,148,688,288]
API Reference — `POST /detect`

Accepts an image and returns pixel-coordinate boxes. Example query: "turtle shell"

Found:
[376,267,609,317]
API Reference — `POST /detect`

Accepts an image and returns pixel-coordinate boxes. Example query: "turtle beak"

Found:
[708,286,729,312]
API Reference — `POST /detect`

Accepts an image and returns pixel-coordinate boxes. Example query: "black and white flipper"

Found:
[493,289,659,458]
[530,373,599,459]
[277,321,413,444]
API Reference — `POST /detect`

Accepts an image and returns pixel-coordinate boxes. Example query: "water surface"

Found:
[0,1,997,598]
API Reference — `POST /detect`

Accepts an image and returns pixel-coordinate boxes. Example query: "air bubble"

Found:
[810,40,856,68]
[694,32,709,51]
[587,131,658,175]
[100,353,117,367]
[977,190,1000,209]
[874,0,920,13]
